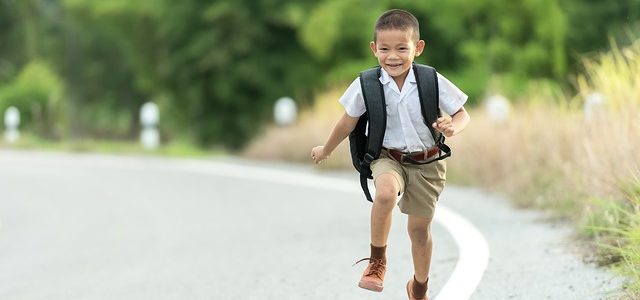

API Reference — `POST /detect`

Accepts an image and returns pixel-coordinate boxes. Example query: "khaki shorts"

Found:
[370,149,447,219]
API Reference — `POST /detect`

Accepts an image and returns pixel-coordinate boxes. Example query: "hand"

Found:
[310,146,329,164]
[432,117,455,137]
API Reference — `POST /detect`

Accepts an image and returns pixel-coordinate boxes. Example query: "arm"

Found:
[432,106,470,137]
[311,113,360,164]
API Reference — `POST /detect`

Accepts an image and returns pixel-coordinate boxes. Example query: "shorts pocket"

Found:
[418,160,446,181]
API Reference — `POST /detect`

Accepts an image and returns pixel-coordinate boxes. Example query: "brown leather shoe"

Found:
[406,276,429,300]
[354,257,386,292]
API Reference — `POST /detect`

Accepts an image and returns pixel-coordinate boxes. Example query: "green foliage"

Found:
[1,0,639,148]
[57,0,325,148]
[152,0,323,148]
[418,0,567,100]
[563,0,640,57]
[0,61,64,137]
[300,0,379,63]
[297,0,571,103]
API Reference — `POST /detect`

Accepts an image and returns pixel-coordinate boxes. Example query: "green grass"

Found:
[0,133,221,158]
[586,179,640,298]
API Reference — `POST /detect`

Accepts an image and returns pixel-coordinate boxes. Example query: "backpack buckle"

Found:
[363,153,375,165]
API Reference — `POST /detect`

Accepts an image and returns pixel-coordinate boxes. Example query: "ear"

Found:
[415,40,426,57]
[370,41,377,55]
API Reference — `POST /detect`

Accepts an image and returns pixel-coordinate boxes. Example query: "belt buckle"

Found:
[399,152,408,163]
[401,151,421,164]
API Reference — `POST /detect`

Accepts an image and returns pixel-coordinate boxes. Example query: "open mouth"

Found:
[386,63,403,69]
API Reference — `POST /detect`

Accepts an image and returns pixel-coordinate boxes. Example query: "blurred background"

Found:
[0,0,639,297]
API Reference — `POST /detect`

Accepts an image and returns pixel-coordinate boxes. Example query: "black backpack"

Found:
[348,63,451,202]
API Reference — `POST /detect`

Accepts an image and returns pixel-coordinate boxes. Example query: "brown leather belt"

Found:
[384,146,440,164]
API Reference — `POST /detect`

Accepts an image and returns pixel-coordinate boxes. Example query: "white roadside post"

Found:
[584,92,607,123]
[140,102,160,150]
[4,106,20,144]
[485,94,510,124]
[274,97,297,127]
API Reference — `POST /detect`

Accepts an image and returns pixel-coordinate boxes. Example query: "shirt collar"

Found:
[379,68,392,85]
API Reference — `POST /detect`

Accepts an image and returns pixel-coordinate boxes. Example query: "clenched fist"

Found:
[310,146,330,164]
[432,117,455,137]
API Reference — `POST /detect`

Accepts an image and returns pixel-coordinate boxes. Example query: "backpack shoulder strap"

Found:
[413,64,441,143]
[413,63,452,162]
[358,66,386,202]
[360,67,386,164]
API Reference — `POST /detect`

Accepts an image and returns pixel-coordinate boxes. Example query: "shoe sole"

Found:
[358,280,383,292]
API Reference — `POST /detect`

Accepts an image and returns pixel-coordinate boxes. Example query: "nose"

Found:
[388,51,400,59]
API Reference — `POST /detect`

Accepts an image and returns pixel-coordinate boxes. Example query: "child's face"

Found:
[370,29,425,79]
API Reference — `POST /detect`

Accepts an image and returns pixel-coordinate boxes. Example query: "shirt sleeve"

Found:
[338,77,366,117]
[437,73,468,116]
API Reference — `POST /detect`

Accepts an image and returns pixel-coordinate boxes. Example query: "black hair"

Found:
[374,9,420,42]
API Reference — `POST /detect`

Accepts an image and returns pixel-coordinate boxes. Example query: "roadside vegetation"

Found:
[0,133,214,158]
[244,40,640,298]
[1,1,638,149]
[448,40,639,298]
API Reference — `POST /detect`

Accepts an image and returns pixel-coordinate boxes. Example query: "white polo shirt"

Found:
[339,68,468,152]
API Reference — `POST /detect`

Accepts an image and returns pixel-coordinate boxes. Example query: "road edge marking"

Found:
[432,205,490,300]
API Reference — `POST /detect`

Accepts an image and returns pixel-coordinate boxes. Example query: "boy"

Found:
[310,9,470,300]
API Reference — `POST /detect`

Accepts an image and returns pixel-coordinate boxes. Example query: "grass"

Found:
[244,39,640,298]
[0,133,219,158]
[583,179,640,299]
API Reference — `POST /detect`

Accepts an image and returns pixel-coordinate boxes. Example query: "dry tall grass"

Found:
[450,40,640,208]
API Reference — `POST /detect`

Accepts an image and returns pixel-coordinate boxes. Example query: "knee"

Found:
[374,174,400,208]
[408,224,432,246]
[374,186,398,207]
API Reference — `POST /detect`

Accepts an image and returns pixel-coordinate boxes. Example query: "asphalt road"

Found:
[0,150,623,299]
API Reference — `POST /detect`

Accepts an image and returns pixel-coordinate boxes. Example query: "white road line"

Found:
[433,206,490,300]
[169,159,490,300]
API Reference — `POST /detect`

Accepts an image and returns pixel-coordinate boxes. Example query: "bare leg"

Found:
[358,173,400,292]
[370,173,400,247]
[407,215,433,283]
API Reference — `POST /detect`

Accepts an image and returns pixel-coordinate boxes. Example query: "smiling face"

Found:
[370,29,425,86]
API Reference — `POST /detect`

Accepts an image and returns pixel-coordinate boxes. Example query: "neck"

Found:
[393,71,408,92]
